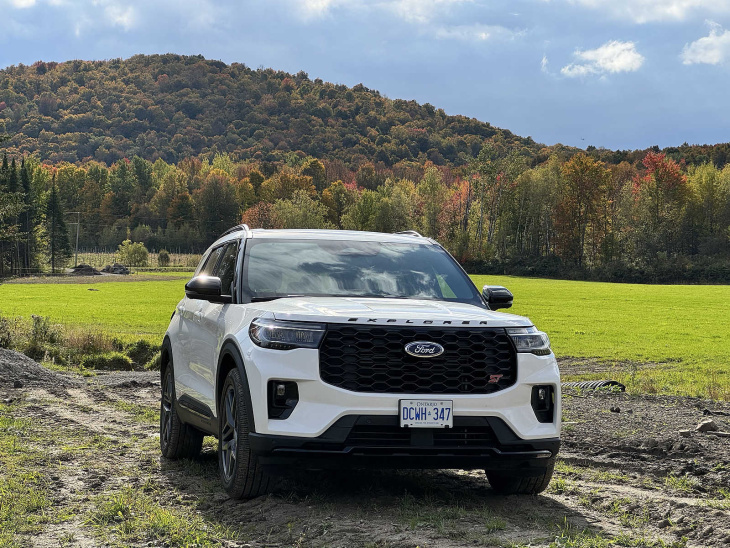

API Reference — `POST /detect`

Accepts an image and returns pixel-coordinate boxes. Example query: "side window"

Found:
[214,241,240,297]
[199,246,224,276]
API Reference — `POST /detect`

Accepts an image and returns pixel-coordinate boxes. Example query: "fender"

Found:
[217,339,257,434]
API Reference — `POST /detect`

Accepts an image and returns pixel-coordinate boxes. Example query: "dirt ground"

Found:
[3,273,186,284]
[1,354,729,548]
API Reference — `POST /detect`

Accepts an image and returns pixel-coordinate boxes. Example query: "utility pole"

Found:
[67,212,80,267]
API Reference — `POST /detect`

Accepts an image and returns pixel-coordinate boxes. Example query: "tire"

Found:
[160,363,203,459]
[485,462,555,495]
[218,368,272,499]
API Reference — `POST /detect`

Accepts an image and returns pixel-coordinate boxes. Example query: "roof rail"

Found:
[219,223,250,238]
[395,230,423,237]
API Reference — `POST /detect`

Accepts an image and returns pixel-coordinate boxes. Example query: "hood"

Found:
[257,297,532,328]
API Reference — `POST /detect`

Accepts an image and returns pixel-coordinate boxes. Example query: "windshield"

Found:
[242,239,484,306]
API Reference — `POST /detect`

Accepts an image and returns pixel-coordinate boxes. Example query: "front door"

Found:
[192,240,240,414]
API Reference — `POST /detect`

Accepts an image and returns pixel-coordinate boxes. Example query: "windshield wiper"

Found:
[250,295,305,302]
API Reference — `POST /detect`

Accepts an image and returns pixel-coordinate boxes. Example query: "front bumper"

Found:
[249,415,560,473]
[239,341,562,441]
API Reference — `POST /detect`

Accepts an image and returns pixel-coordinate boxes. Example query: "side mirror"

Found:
[185,276,231,303]
[482,285,513,310]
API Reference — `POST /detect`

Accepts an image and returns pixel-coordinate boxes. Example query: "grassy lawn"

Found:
[473,275,730,399]
[0,274,190,341]
[1,273,728,399]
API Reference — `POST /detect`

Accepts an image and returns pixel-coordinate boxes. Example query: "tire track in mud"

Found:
[6,370,730,547]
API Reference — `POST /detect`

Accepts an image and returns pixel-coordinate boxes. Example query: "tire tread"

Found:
[160,367,204,460]
[219,368,272,499]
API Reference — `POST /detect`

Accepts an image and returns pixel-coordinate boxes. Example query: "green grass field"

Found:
[473,275,730,399]
[0,273,190,341]
[0,273,728,399]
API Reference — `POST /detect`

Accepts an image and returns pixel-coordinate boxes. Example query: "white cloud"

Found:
[681,22,730,64]
[387,0,472,24]
[434,23,519,42]
[9,0,36,6]
[291,0,471,23]
[104,3,136,30]
[561,40,645,77]
[567,0,730,24]
[541,54,549,72]
[296,0,344,19]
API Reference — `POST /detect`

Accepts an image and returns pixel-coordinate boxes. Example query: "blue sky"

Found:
[2,0,730,150]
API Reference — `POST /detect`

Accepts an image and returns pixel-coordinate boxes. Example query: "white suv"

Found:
[160,225,560,498]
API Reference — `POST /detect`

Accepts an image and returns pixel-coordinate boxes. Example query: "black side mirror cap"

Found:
[482,285,513,310]
[185,276,231,303]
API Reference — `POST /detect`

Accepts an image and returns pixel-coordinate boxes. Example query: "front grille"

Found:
[344,425,498,448]
[433,426,498,447]
[342,417,500,448]
[346,425,411,447]
[319,324,516,394]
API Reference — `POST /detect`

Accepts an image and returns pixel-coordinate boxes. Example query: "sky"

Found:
[1,0,730,150]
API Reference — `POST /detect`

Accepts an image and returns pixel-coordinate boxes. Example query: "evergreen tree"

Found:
[0,154,8,189]
[46,177,72,273]
[7,159,19,274]
[19,159,34,272]
[8,158,18,192]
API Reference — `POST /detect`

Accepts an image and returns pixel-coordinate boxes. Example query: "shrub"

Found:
[111,338,126,352]
[81,352,134,371]
[0,317,12,349]
[117,240,149,267]
[30,315,61,346]
[157,249,171,267]
[125,339,158,366]
[144,353,161,371]
[64,330,115,356]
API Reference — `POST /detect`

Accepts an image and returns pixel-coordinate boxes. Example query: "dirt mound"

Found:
[69,264,101,276]
[0,349,79,389]
[100,263,130,275]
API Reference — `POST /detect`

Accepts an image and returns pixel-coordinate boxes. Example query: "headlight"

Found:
[249,318,326,350]
[506,326,552,356]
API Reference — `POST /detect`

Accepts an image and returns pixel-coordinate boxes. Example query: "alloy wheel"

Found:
[221,385,238,481]
[161,372,174,446]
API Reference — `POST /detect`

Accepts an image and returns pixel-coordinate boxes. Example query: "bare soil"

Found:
[3,273,184,284]
[2,352,729,547]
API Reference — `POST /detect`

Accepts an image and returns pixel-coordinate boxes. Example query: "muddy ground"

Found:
[1,353,729,548]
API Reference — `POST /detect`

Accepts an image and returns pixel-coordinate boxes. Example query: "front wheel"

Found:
[218,368,272,499]
[485,462,555,495]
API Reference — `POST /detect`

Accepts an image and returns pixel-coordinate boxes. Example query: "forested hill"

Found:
[0,54,547,166]
[2,53,730,168]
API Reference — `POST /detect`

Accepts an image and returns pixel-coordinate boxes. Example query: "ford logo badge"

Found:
[404,341,444,358]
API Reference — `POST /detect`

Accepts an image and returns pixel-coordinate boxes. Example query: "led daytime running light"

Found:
[249,318,326,350]
[506,326,551,356]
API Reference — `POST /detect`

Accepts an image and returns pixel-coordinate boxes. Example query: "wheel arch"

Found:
[216,339,256,433]
[160,335,172,383]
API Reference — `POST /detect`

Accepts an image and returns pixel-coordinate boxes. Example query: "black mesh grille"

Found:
[343,424,499,448]
[346,425,411,447]
[319,324,516,394]
[433,426,498,447]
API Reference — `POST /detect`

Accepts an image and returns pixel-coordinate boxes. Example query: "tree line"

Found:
[1,148,728,282]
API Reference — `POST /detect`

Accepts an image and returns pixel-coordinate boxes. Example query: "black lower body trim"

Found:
[248,415,559,473]
[176,394,217,436]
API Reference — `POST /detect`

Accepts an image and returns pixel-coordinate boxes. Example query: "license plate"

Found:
[399,400,453,428]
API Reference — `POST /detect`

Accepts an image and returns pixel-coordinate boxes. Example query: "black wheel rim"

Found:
[161,372,174,447]
[221,385,238,481]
